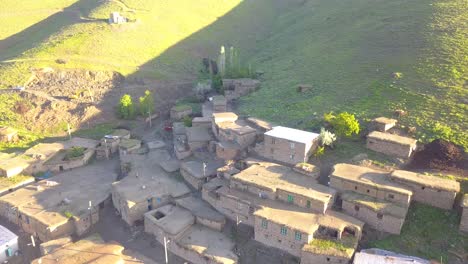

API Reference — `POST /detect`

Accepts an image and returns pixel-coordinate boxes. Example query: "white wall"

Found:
[0,237,18,263]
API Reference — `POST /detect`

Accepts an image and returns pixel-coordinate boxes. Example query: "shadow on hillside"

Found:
[88,0,307,126]
[0,0,102,61]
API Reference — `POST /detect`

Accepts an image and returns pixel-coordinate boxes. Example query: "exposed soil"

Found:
[16,68,194,132]
[409,139,466,172]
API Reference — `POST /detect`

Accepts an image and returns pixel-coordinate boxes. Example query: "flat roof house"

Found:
[330,164,413,207]
[0,156,30,178]
[263,126,319,165]
[390,170,460,210]
[0,161,118,242]
[186,126,214,151]
[144,204,238,264]
[231,162,335,214]
[180,160,220,190]
[212,112,238,137]
[460,194,468,233]
[0,127,18,143]
[212,95,227,112]
[371,117,397,132]
[112,153,190,225]
[253,204,363,258]
[366,131,417,158]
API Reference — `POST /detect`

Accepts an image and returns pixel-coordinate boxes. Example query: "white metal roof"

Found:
[353,252,430,264]
[0,225,17,246]
[264,126,319,144]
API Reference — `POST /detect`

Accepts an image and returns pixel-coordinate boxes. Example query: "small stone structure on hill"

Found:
[371,117,397,132]
[0,127,18,143]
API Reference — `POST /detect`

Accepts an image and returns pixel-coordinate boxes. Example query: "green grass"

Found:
[306,237,356,257]
[0,175,33,189]
[369,203,468,262]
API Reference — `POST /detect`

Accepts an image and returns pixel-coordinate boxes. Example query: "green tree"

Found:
[118,94,135,119]
[325,112,360,137]
[139,90,155,116]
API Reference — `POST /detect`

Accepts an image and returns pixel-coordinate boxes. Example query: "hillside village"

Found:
[0,74,466,264]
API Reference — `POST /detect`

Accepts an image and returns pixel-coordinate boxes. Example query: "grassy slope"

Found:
[239,0,467,150]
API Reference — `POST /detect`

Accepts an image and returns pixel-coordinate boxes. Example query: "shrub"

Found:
[64,211,74,218]
[118,94,135,119]
[139,90,155,116]
[182,116,192,127]
[314,146,325,157]
[65,147,86,160]
[319,128,336,147]
[325,112,360,137]
[212,74,224,94]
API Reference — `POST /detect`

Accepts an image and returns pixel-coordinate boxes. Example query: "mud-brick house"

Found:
[460,194,468,233]
[231,161,336,214]
[186,126,214,150]
[175,195,226,231]
[390,170,460,210]
[170,105,192,120]
[330,164,413,207]
[262,126,319,165]
[212,95,227,112]
[341,192,408,234]
[371,117,397,132]
[96,129,131,160]
[212,112,238,137]
[118,138,141,156]
[222,78,260,101]
[0,156,30,178]
[144,204,238,264]
[217,122,257,149]
[0,162,117,242]
[216,141,242,160]
[366,131,417,158]
[0,127,18,143]
[192,117,212,130]
[180,161,219,190]
[43,147,95,173]
[112,154,190,225]
[253,205,363,258]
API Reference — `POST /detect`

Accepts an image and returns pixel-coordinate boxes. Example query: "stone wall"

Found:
[366,137,416,158]
[391,180,456,210]
[254,215,311,257]
[276,189,330,214]
[216,143,240,161]
[73,207,99,237]
[202,188,255,226]
[342,200,404,234]
[330,177,411,207]
[230,179,276,200]
[180,167,205,190]
[170,107,192,121]
[300,251,350,264]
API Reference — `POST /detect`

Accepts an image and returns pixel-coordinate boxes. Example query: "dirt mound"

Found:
[410,139,464,170]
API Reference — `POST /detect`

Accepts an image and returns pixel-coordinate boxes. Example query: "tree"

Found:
[319,128,337,147]
[118,94,135,119]
[139,90,155,116]
[325,112,360,137]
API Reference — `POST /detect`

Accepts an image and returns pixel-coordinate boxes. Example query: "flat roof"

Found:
[186,126,214,142]
[390,170,460,192]
[0,225,17,245]
[373,117,397,125]
[212,112,238,123]
[0,175,34,194]
[119,138,141,149]
[302,237,357,258]
[23,137,99,160]
[0,160,118,228]
[212,95,227,105]
[246,117,273,131]
[0,156,30,170]
[342,192,408,218]
[232,162,335,203]
[110,129,130,138]
[31,234,153,264]
[181,160,220,179]
[178,224,238,264]
[367,131,417,146]
[113,154,190,204]
[147,205,194,235]
[264,126,319,144]
[218,122,256,135]
[175,195,225,222]
[330,164,412,196]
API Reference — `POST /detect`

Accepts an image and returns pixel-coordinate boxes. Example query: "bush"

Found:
[212,74,223,94]
[139,90,155,116]
[314,146,325,157]
[319,128,336,147]
[325,112,360,137]
[65,147,86,160]
[182,116,192,127]
[118,94,135,119]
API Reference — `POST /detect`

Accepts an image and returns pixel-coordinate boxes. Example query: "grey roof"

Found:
[354,249,430,264]
[265,126,319,144]
[0,225,17,246]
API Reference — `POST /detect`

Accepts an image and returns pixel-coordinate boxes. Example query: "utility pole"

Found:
[203,162,207,178]
[164,236,170,264]
[67,123,71,140]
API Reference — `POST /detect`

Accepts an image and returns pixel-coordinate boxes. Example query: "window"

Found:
[388,194,395,199]
[271,148,275,154]
[262,219,268,229]
[421,186,425,190]
[377,213,383,220]
[327,258,331,262]
[290,142,295,149]
[280,226,287,235]
[354,205,360,211]
[287,195,294,203]
[354,186,358,190]
[306,200,311,208]
[271,138,276,144]
[295,231,302,241]
[290,154,295,160]
[366,189,370,193]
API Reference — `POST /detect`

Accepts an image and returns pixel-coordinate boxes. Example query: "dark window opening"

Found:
[154,211,166,220]
[377,213,383,220]
[354,205,360,211]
